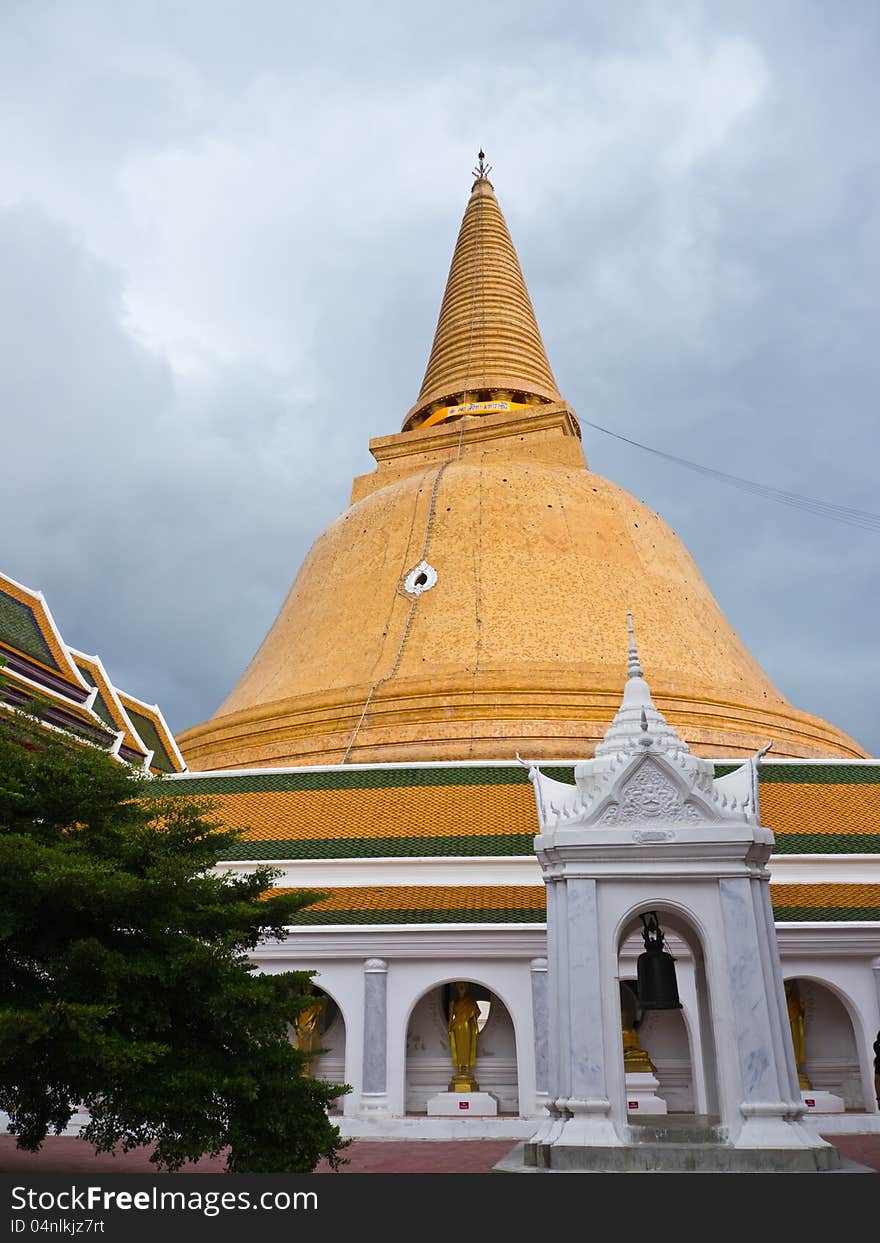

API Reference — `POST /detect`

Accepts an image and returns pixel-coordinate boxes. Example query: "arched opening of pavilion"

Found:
[404,979,519,1114]
[619,974,695,1112]
[290,984,347,1114]
[783,975,868,1109]
[617,904,718,1120]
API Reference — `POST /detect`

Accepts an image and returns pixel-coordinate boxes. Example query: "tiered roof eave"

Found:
[0,570,186,775]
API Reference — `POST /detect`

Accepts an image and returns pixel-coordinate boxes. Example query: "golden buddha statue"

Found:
[621,1000,655,1074]
[785,979,811,1090]
[293,984,324,1077]
[448,982,481,1092]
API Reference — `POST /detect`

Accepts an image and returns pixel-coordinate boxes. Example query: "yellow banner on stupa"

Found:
[421,399,534,429]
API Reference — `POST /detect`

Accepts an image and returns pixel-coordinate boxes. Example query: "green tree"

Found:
[0,702,348,1172]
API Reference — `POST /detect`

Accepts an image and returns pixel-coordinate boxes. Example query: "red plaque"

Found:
[628,1101,638,1109]
[459,1101,470,1110]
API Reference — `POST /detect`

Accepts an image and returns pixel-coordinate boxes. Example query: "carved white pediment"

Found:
[585,753,719,827]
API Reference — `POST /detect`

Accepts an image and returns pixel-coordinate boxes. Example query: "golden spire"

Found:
[402,151,562,431]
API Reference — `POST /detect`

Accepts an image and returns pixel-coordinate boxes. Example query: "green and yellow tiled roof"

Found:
[71,651,149,759]
[166,762,880,861]
[0,664,116,737]
[0,574,90,694]
[768,883,880,921]
[267,882,880,925]
[759,773,880,854]
[0,569,185,776]
[271,884,548,924]
[170,766,535,859]
[117,692,185,775]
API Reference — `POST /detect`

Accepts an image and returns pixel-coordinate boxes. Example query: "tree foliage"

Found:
[0,703,349,1172]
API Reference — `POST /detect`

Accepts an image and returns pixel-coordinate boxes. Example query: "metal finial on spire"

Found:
[626,612,644,680]
[472,148,492,180]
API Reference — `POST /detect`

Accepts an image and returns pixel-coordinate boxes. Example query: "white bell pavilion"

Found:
[513,617,840,1173]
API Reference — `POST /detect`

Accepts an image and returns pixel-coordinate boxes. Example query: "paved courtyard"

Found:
[0,1133,877,1174]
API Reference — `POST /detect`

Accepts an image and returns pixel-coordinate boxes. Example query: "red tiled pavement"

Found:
[0,1136,516,1175]
[823,1133,880,1172]
[314,1140,517,1173]
[0,1133,877,1174]
[0,1136,226,1174]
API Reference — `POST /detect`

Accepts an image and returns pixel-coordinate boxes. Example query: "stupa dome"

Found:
[176,168,866,770]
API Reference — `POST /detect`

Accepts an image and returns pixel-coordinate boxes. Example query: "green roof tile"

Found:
[218,833,536,861]
[0,590,58,670]
[286,906,547,925]
[772,906,880,921]
[125,707,175,773]
[158,765,574,797]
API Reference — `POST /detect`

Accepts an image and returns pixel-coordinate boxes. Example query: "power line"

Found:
[581,419,880,533]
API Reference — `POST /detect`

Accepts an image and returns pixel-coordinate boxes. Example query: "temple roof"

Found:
[265,881,880,925]
[0,569,186,775]
[157,756,880,927]
[117,690,186,775]
[402,163,561,430]
[0,573,94,697]
[70,649,150,760]
[163,759,880,860]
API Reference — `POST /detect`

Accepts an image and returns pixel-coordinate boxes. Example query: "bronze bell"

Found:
[636,912,682,1011]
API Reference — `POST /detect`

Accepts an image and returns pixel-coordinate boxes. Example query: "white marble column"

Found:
[756,878,802,1103]
[359,958,390,1117]
[530,957,549,1101]
[718,878,813,1148]
[527,883,565,1148]
[546,877,567,1106]
[552,876,620,1147]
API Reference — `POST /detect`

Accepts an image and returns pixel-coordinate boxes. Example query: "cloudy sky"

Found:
[2,1,877,755]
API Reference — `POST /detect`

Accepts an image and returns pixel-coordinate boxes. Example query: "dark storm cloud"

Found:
[0,1,877,753]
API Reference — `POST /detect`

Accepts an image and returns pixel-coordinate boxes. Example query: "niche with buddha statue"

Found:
[405,981,518,1114]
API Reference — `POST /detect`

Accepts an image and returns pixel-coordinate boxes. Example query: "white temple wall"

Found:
[389,960,536,1118]
[253,947,539,1118]
[251,926,880,1120]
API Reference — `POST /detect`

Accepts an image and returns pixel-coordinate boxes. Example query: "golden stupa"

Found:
[177,160,866,770]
